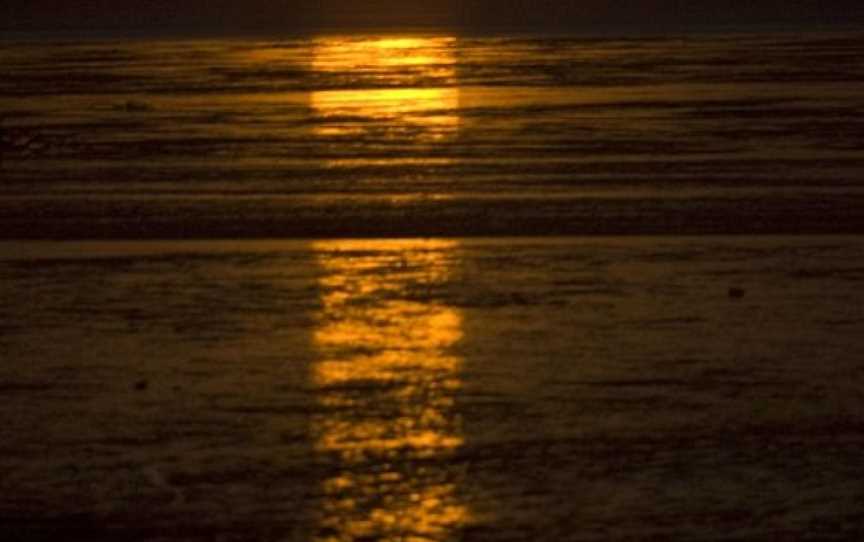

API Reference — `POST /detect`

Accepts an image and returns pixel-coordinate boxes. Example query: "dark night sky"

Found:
[3,1,863,35]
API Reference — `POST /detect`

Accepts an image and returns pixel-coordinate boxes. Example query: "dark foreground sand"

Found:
[2,236,864,541]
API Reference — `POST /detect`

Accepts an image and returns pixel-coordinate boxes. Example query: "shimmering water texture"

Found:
[2,32,864,237]
[2,237,864,540]
[3,30,864,541]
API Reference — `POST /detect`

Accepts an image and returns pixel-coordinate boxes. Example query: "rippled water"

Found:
[2,237,864,539]
[3,30,864,540]
[2,32,864,236]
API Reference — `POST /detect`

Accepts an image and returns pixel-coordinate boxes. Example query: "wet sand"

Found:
[2,236,864,540]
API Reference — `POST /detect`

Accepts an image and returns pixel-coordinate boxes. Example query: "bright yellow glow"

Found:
[310,36,460,143]
[313,36,457,68]
[312,239,468,541]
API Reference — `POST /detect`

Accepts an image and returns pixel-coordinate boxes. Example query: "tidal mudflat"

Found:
[2,236,863,540]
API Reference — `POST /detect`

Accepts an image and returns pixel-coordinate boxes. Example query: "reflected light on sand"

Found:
[312,239,467,541]
[311,36,459,142]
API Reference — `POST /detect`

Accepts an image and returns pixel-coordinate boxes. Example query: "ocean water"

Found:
[3,30,864,541]
[2,31,864,236]
[2,236,864,540]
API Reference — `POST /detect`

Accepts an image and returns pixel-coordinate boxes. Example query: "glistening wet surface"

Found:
[3,33,864,238]
[2,236,864,540]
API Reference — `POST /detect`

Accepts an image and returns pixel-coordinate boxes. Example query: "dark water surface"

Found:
[3,30,864,541]
[2,237,864,540]
[2,32,864,236]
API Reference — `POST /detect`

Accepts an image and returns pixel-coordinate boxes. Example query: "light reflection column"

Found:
[310,36,460,156]
[312,239,468,542]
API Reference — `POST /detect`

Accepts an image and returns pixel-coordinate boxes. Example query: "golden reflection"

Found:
[312,239,468,542]
[311,36,459,142]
